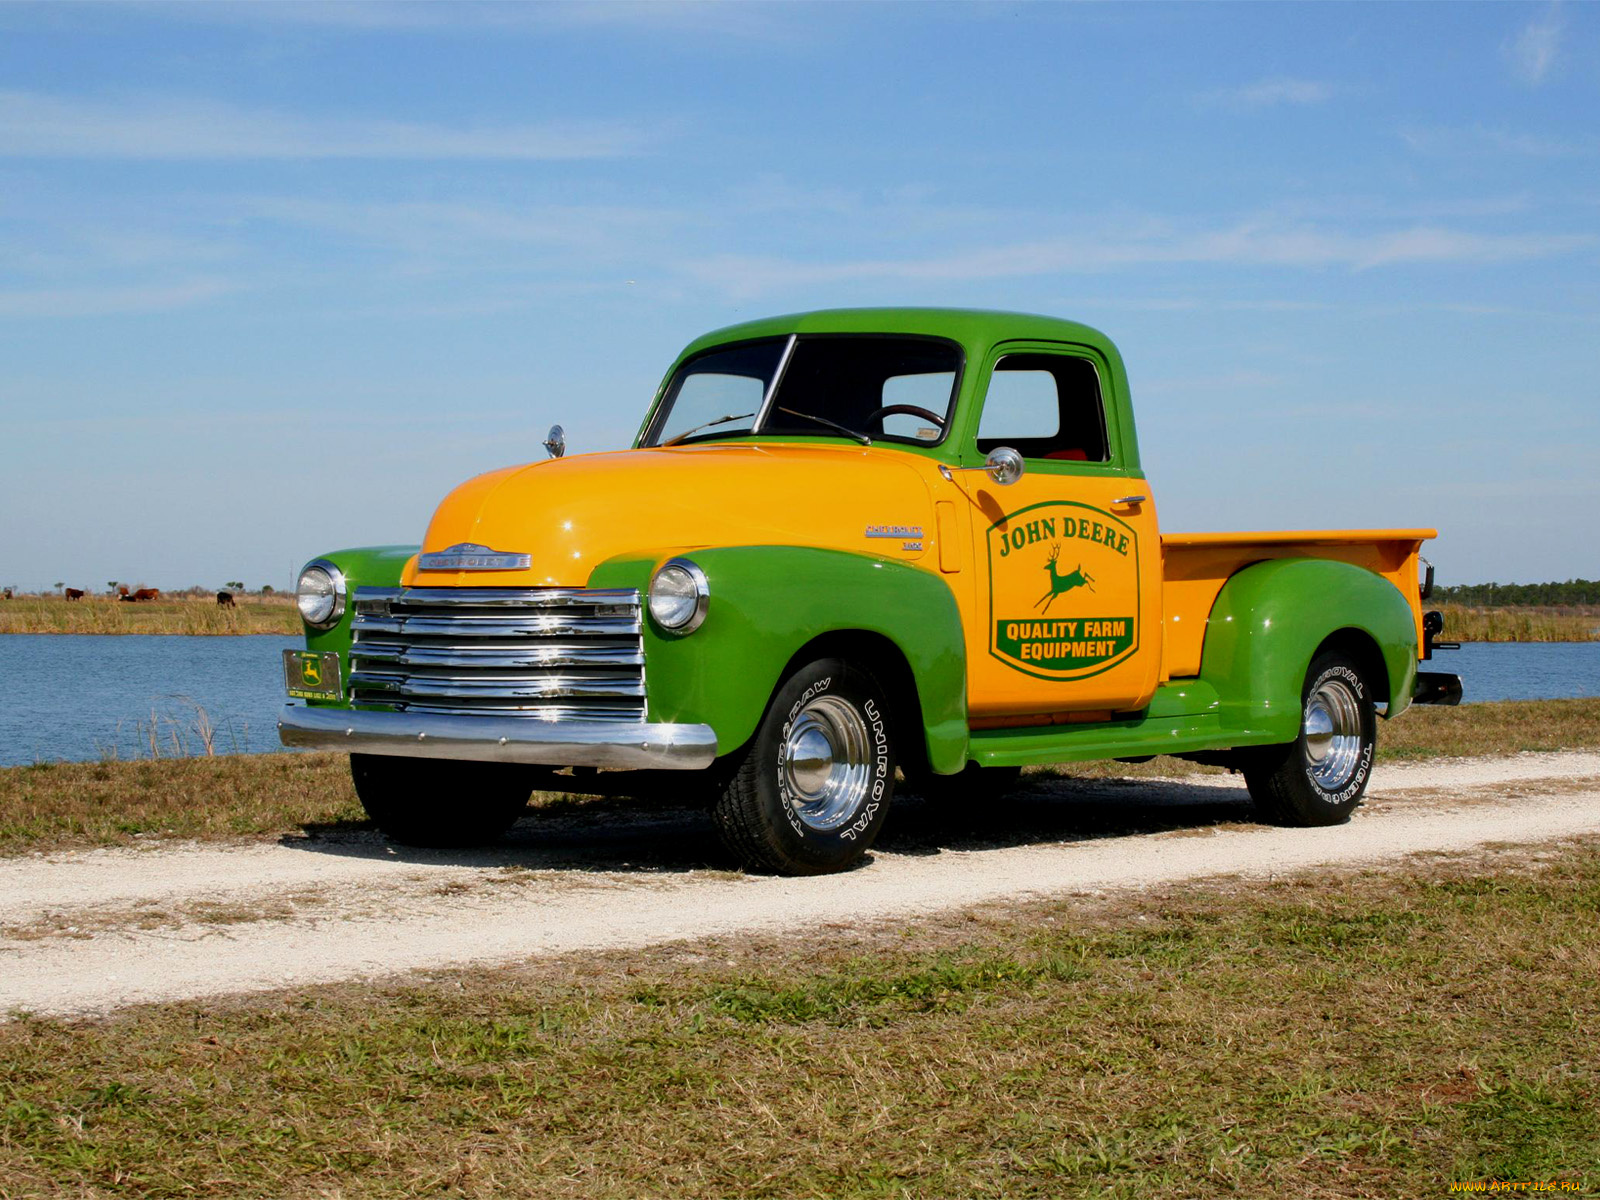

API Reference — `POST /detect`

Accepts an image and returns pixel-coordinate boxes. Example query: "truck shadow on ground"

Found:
[280,773,1264,875]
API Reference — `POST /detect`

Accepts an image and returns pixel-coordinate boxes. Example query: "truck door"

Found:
[958,343,1163,722]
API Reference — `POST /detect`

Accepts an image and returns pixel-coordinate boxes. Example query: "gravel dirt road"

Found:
[4,752,1598,1019]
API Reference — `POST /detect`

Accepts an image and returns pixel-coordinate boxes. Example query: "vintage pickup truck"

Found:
[279,308,1461,875]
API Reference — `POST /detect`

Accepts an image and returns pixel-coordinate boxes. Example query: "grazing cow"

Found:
[117,585,130,597]
[217,590,236,608]
[64,588,85,601]
[132,588,160,602]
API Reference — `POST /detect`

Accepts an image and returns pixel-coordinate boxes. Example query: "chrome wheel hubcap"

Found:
[1303,678,1363,790]
[782,695,871,831]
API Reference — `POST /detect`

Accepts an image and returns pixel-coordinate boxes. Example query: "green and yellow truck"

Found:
[280,309,1461,875]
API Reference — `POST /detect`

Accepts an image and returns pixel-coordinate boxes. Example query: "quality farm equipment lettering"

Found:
[987,502,1141,680]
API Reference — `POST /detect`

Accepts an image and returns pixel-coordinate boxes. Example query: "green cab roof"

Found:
[680,307,1118,361]
[657,307,1141,474]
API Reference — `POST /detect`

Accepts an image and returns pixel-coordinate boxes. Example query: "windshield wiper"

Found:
[776,406,872,446]
[661,411,757,447]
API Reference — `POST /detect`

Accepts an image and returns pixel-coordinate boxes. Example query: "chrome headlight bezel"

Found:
[647,557,709,634]
[296,559,347,630]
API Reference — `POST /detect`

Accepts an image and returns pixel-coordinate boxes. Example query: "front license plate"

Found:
[283,650,342,700]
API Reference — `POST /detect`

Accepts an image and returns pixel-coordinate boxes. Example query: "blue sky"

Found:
[1,0,1595,591]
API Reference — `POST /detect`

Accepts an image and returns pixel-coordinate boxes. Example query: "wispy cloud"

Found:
[243,197,682,256]
[684,223,1595,297]
[1197,77,1334,110]
[1401,123,1596,158]
[0,91,648,160]
[0,280,230,319]
[138,0,802,41]
[1507,4,1564,85]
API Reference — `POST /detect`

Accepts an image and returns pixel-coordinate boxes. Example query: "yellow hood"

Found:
[406,443,939,587]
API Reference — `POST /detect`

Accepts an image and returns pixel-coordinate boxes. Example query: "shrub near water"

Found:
[1437,604,1599,643]
[0,594,299,636]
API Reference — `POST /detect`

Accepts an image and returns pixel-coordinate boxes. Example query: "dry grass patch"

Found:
[1378,697,1600,761]
[0,595,298,636]
[0,753,362,854]
[1,842,1596,1197]
[3,699,1599,857]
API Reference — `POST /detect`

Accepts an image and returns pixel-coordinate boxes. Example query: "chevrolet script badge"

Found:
[417,543,532,571]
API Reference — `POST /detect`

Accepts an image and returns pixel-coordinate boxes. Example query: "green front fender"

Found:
[1199,557,1420,740]
[589,547,969,774]
[299,545,419,667]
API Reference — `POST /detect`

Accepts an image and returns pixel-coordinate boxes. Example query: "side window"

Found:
[975,353,1109,462]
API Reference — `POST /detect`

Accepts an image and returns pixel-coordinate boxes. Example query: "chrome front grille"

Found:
[349,587,646,722]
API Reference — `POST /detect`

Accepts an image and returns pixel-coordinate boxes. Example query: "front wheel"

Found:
[712,657,896,875]
[1243,651,1377,826]
[350,754,536,848]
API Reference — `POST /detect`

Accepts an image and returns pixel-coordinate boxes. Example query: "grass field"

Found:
[4,698,1599,857]
[1438,603,1600,643]
[3,593,1597,641]
[0,594,298,636]
[1,840,1594,1196]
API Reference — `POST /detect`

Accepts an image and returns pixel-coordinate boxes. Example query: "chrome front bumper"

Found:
[277,705,718,770]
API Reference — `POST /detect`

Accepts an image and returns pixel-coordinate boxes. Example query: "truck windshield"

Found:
[645,335,962,448]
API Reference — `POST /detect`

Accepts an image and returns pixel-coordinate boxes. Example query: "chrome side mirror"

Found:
[543,424,565,459]
[984,446,1024,486]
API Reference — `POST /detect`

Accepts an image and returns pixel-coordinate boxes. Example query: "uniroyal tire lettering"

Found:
[841,698,890,842]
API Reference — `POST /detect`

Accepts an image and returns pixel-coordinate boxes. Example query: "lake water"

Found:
[0,635,300,767]
[0,635,1596,767]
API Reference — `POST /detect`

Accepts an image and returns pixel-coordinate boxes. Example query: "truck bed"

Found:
[1160,530,1436,679]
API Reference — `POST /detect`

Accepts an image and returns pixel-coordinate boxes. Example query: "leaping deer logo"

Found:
[1036,543,1094,613]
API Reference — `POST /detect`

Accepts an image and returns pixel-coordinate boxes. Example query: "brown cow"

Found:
[132,588,160,602]
[117,585,130,597]
[64,588,85,601]
[216,590,236,608]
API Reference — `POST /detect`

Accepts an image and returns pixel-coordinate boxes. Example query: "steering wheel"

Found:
[864,404,946,428]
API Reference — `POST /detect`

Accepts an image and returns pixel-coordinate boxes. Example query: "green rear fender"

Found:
[1198,557,1420,740]
[589,547,969,774]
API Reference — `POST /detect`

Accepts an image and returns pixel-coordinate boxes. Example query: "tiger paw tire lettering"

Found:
[1243,651,1377,827]
[712,658,896,875]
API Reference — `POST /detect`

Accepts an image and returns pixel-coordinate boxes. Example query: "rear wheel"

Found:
[350,754,536,847]
[712,657,895,875]
[1244,651,1376,826]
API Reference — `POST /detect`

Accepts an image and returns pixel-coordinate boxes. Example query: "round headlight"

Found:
[296,561,345,629]
[648,558,708,633]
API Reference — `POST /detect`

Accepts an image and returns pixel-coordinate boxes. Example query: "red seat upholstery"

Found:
[1043,448,1088,461]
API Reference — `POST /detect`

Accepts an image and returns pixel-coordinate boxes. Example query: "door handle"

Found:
[1112,494,1147,506]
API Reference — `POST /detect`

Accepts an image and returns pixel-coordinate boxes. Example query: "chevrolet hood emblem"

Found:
[416,543,532,571]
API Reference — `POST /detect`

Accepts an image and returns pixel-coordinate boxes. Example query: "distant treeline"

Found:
[1436,579,1600,607]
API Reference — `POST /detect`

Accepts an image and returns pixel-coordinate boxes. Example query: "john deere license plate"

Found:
[283,650,342,700]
